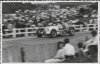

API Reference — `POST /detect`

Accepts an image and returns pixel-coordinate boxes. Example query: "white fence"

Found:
[3,24,98,38]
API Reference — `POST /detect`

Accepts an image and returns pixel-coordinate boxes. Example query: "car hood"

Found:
[38,25,58,28]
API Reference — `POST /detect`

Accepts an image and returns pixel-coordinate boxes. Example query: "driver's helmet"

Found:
[52,22,57,26]
[52,24,57,26]
[48,23,53,26]
[59,22,67,29]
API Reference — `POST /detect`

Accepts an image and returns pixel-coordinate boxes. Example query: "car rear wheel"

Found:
[36,29,43,38]
[69,28,75,36]
[37,34,42,37]
[50,29,57,38]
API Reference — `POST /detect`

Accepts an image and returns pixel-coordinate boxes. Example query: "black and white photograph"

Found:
[2,1,98,63]
[0,1,1,63]
[1,0,100,1]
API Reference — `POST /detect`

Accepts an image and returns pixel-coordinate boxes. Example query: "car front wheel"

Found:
[69,28,75,36]
[50,29,57,38]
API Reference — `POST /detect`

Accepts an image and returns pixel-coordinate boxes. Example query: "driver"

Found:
[57,22,63,30]
[57,22,69,31]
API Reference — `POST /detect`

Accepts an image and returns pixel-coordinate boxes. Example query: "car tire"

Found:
[36,29,42,38]
[50,29,57,38]
[37,34,42,38]
[69,27,75,36]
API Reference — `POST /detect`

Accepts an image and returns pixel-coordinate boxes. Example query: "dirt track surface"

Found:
[3,32,92,52]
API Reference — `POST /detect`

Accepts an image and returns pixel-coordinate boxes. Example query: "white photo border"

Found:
[1,1,99,64]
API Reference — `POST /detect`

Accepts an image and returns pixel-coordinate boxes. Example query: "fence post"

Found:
[86,24,89,31]
[20,47,25,62]
[25,28,28,37]
[7,48,13,62]
[12,28,16,38]
[80,25,83,32]
[93,24,96,30]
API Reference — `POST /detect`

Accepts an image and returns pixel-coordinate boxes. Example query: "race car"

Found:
[36,22,75,38]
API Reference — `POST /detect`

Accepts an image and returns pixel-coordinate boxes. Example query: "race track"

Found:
[2,31,95,62]
[3,31,92,52]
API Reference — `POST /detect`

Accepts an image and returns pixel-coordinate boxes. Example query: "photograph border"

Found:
[1,1,99,64]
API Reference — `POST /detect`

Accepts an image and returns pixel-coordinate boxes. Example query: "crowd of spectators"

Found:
[44,30,98,63]
[2,2,98,31]
[2,2,98,62]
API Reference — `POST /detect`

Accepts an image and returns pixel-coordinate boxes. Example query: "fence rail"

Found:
[3,24,98,38]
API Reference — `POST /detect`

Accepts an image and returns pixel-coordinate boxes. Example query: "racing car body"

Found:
[36,23,75,38]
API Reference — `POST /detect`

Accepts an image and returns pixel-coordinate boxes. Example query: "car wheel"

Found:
[50,29,57,38]
[69,28,75,36]
[36,29,42,38]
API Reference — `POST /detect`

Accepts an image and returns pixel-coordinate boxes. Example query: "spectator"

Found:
[7,20,14,30]
[77,42,87,57]
[63,38,75,59]
[15,19,26,28]
[85,30,97,46]
[45,42,65,63]
[83,30,98,56]
[2,24,7,34]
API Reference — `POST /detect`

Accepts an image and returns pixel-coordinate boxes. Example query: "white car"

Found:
[36,23,75,38]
